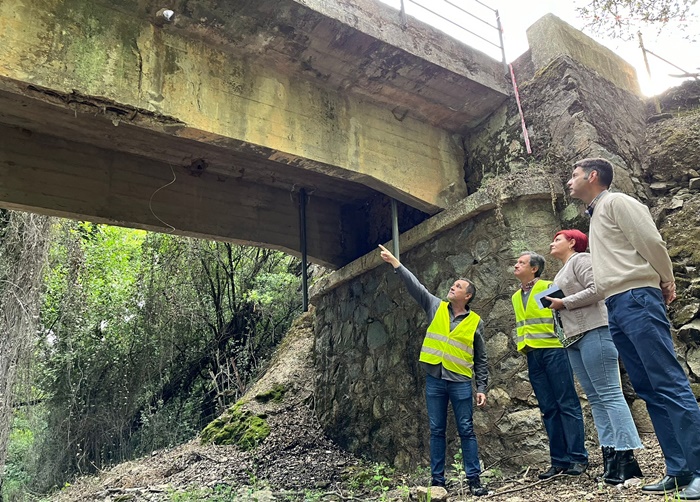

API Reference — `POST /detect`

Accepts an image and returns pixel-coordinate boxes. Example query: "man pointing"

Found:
[378,244,488,496]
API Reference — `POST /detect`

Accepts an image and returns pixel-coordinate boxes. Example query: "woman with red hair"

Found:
[547,229,643,485]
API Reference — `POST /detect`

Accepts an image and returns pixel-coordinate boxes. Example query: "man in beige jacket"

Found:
[568,157,700,500]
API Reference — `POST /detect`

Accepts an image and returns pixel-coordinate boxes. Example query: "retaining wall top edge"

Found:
[310,179,564,301]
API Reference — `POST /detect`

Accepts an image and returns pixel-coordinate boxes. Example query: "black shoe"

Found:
[604,450,642,485]
[564,462,588,476]
[468,477,488,497]
[430,478,446,488]
[538,465,566,479]
[642,474,694,492]
[677,477,700,500]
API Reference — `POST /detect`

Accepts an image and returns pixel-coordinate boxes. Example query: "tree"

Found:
[24,223,302,493]
[576,0,697,39]
[0,211,51,498]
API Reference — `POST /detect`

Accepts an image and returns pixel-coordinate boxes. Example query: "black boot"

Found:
[600,446,615,480]
[604,449,643,485]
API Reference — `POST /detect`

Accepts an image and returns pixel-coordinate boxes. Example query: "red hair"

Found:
[554,229,588,253]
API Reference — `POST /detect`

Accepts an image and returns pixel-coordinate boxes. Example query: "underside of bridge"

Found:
[0,0,509,267]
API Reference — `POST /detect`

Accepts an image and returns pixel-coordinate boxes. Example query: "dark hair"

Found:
[574,158,614,188]
[458,278,476,305]
[554,229,588,252]
[520,251,545,277]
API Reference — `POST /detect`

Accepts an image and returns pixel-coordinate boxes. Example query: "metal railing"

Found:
[399,0,507,72]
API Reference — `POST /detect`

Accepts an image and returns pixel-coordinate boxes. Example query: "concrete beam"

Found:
[0,121,356,268]
[141,0,510,131]
[0,0,509,215]
[283,0,510,128]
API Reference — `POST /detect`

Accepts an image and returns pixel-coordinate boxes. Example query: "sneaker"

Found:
[468,477,488,497]
[430,478,446,488]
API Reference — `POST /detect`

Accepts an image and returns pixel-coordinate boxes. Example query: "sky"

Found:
[378,0,700,96]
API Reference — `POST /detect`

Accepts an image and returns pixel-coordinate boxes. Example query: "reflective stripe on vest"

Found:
[419,302,480,378]
[511,280,563,352]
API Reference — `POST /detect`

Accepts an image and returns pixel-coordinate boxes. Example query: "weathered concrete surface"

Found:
[526,14,641,96]
[0,119,352,265]
[0,0,510,267]
[295,0,510,128]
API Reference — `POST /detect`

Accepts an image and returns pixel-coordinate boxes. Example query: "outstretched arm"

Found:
[378,244,440,316]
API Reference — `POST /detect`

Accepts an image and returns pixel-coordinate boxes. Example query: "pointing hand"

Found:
[378,244,400,268]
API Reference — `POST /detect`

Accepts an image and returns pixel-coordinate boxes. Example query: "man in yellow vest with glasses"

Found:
[512,251,588,479]
[379,244,488,496]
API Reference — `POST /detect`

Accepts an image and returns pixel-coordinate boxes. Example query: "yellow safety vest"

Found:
[419,302,480,378]
[511,280,563,352]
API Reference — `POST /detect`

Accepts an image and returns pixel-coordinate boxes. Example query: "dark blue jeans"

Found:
[425,374,480,484]
[606,287,700,476]
[527,348,588,467]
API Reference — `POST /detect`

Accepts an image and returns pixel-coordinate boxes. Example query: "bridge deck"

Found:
[0,0,508,267]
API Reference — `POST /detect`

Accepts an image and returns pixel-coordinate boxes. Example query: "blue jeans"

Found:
[567,326,642,450]
[527,348,588,467]
[425,374,480,484]
[606,287,700,476]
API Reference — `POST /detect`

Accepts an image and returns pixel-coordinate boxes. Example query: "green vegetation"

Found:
[1,217,302,499]
[344,462,396,495]
[169,483,238,501]
[255,384,286,404]
[2,412,39,497]
[448,451,466,497]
[200,402,271,450]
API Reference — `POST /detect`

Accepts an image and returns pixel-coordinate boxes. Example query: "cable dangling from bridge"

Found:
[509,63,532,155]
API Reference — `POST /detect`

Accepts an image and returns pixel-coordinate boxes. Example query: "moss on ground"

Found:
[200,401,270,450]
[254,383,286,403]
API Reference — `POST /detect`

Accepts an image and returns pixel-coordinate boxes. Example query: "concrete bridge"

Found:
[0,0,511,268]
[2,0,662,473]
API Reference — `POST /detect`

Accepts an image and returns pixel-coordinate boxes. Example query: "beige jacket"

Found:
[589,191,674,298]
[553,253,608,339]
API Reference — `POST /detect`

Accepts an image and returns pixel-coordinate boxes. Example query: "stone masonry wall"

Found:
[313,197,579,471]
[465,55,647,207]
[644,81,700,394]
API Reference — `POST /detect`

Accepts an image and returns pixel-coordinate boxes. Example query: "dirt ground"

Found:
[52,311,673,501]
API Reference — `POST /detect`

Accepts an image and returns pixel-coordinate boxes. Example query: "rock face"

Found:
[313,63,700,471]
[648,81,700,389]
[465,55,647,203]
